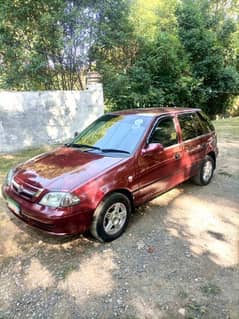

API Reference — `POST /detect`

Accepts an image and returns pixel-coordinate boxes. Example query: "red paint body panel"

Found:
[2,107,218,235]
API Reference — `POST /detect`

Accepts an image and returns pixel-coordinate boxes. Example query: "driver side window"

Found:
[150,117,178,148]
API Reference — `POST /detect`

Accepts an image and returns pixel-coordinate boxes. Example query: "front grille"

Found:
[11,179,42,201]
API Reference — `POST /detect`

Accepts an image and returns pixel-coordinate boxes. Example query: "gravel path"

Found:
[0,126,238,319]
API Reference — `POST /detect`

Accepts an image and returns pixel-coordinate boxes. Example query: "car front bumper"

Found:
[2,185,93,235]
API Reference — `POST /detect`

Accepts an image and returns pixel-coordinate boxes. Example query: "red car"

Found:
[2,108,218,242]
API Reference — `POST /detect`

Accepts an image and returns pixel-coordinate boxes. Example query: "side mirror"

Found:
[74,131,79,138]
[141,143,164,156]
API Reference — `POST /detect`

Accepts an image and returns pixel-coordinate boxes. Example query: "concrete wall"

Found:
[0,84,104,152]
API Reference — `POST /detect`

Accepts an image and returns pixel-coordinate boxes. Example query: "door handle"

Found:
[175,153,181,160]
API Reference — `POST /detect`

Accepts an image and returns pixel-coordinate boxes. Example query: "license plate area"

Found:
[7,197,21,216]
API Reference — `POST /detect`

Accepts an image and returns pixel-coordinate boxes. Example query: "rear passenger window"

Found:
[150,117,178,147]
[178,114,198,140]
[193,113,205,136]
[197,111,214,132]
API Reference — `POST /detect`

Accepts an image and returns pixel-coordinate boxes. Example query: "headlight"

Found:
[39,192,80,208]
[5,169,14,186]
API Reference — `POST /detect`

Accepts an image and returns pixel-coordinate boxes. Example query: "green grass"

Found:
[185,301,208,318]
[213,116,239,140]
[0,146,53,179]
[59,264,77,279]
[200,283,221,296]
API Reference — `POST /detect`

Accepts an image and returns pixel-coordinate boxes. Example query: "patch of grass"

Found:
[185,301,208,318]
[200,283,221,296]
[0,146,53,177]
[213,117,239,140]
[59,264,77,279]
[179,290,188,299]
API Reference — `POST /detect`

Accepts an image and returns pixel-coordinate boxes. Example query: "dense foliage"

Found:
[0,0,238,115]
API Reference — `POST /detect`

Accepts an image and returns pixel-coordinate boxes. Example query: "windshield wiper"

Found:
[101,148,130,154]
[67,144,130,155]
[67,143,101,151]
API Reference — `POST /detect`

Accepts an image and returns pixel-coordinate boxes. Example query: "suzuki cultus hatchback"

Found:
[2,108,218,241]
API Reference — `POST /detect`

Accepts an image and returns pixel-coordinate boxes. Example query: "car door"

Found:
[134,115,184,204]
[177,112,208,179]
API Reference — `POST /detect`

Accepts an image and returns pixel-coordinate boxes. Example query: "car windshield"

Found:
[69,114,152,155]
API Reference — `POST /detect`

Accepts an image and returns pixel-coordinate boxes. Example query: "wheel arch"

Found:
[207,151,216,169]
[90,188,134,242]
[102,188,134,211]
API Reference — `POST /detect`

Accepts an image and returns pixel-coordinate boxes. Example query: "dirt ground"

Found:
[0,118,238,319]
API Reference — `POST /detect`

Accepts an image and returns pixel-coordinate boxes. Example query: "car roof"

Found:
[110,107,201,117]
[110,107,201,116]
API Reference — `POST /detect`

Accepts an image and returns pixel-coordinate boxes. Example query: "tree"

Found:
[94,0,239,115]
[0,0,65,90]
[0,0,238,116]
[93,0,184,110]
[176,0,239,115]
[0,0,135,91]
[90,0,137,109]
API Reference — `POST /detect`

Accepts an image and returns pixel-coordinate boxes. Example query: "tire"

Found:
[90,192,131,242]
[191,155,215,186]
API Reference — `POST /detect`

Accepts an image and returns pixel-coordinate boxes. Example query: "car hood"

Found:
[14,147,124,191]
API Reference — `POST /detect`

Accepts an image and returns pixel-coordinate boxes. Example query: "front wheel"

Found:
[90,193,131,242]
[191,155,215,186]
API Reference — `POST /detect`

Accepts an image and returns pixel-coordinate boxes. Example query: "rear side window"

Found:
[197,111,214,132]
[178,113,198,140]
[178,112,214,141]
[193,113,205,136]
[150,117,178,147]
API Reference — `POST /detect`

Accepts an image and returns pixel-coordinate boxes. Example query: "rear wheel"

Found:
[191,155,215,186]
[90,193,131,242]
